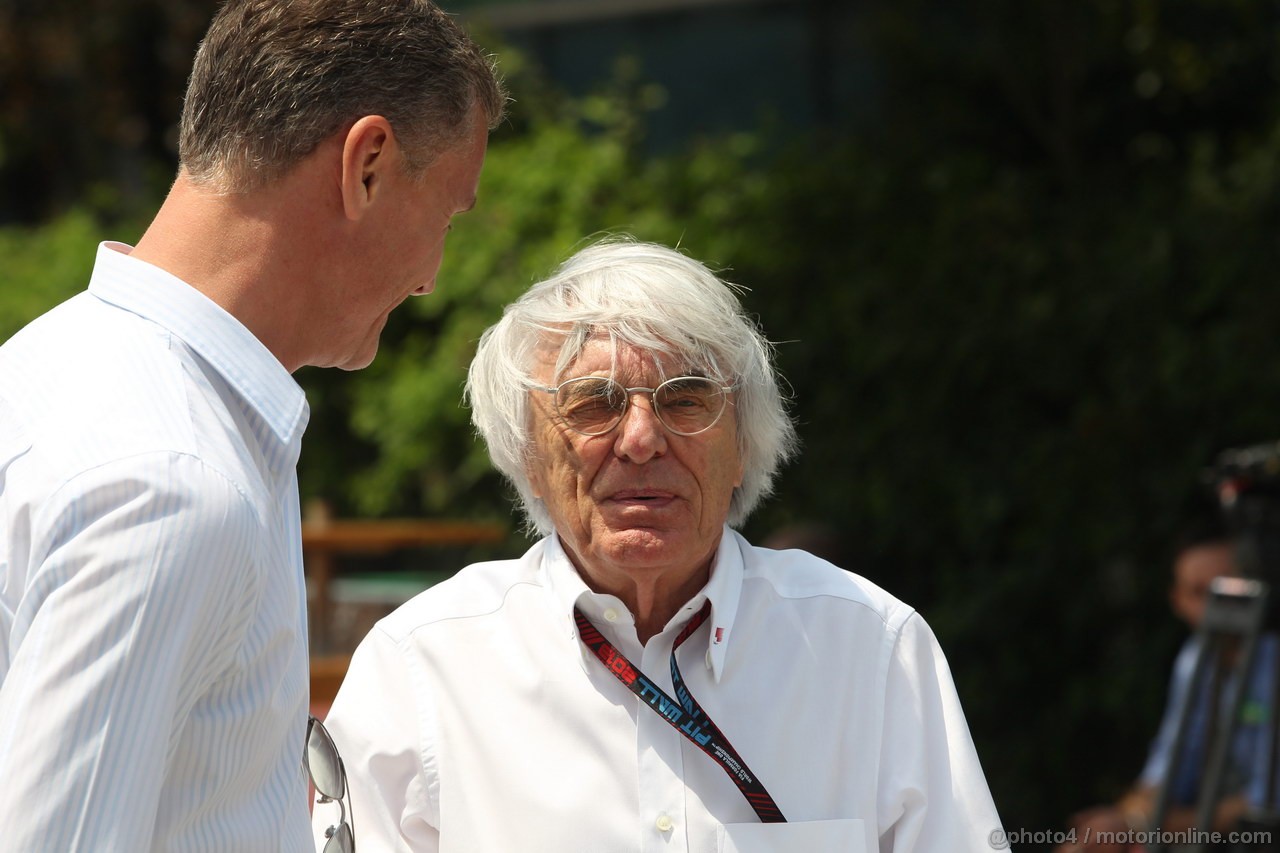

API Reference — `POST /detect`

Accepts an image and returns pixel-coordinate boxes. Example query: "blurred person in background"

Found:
[0,1,503,849]
[315,238,1001,851]
[1055,521,1268,853]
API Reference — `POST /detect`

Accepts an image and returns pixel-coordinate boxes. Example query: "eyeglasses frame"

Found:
[534,374,737,437]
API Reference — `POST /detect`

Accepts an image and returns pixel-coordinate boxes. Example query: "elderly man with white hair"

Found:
[312,239,1002,852]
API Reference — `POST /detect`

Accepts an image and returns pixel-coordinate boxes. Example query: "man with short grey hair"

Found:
[0,1,504,849]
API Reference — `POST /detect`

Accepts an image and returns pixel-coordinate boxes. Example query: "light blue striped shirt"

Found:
[0,242,313,851]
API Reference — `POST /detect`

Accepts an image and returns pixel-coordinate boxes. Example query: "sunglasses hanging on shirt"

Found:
[306,715,356,853]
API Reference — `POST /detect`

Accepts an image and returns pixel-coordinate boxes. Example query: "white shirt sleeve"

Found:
[0,453,262,852]
[315,624,439,852]
[876,611,1002,852]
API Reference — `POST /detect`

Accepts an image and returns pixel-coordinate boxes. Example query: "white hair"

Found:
[466,238,799,535]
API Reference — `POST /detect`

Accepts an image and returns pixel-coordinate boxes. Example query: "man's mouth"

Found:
[608,490,676,504]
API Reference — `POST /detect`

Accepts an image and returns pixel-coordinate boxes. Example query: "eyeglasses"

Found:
[536,375,735,436]
[306,715,355,853]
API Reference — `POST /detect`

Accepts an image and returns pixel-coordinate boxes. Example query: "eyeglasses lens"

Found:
[556,378,627,434]
[654,378,724,434]
[306,718,345,801]
[324,821,354,853]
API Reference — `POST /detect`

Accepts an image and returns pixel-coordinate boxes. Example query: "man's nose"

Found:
[612,393,667,462]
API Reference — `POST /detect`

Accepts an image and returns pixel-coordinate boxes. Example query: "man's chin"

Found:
[597,528,685,562]
[333,342,379,372]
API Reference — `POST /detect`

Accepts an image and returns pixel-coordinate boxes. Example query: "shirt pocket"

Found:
[717,818,866,853]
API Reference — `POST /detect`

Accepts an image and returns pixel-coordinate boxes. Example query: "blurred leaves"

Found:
[11,1,1280,845]
[0,210,112,341]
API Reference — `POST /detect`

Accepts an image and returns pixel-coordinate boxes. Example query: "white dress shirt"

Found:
[316,529,1001,852]
[0,243,313,851]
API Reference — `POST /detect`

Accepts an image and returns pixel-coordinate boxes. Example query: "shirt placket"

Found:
[636,629,694,853]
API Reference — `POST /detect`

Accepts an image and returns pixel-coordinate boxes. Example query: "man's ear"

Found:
[340,115,395,221]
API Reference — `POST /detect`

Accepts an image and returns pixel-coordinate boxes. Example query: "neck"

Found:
[130,165,339,372]
[571,550,714,644]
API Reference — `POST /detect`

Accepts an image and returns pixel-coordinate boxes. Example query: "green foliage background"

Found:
[9,1,1280,847]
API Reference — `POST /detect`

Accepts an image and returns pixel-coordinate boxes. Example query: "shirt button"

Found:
[655,814,674,832]
[603,607,620,622]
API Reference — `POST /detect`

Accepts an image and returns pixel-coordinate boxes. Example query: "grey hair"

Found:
[179,0,506,193]
[467,238,799,535]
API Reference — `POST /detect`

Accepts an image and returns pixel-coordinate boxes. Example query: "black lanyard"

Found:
[573,601,786,823]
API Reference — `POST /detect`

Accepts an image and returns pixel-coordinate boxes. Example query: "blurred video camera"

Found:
[1207,440,1280,590]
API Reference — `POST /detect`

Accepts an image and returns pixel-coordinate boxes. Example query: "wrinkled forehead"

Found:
[530,331,705,384]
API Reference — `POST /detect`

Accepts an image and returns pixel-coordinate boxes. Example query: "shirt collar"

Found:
[702,528,743,681]
[543,526,743,683]
[86,242,309,452]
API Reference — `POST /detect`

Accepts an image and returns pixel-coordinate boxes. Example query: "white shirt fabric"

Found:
[316,528,1001,852]
[0,242,313,851]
